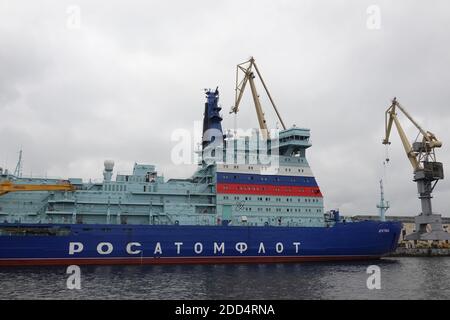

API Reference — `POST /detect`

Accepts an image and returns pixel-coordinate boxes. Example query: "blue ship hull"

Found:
[0,220,401,266]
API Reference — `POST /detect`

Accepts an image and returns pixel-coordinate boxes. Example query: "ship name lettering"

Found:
[174,242,183,254]
[66,241,303,256]
[97,242,113,255]
[126,242,141,255]
[258,242,265,254]
[194,242,203,254]
[235,242,248,254]
[154,242,162,254]
[214,242,225,254]
[275,242,284,253]
[69,242,84,255]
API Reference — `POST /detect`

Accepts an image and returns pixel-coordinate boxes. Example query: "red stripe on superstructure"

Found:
[216,183,323,197]
[0,255,380,266]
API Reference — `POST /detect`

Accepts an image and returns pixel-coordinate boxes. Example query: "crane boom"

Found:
[0,181,75,196]
[248,74,267,133]
[382,97,442,171]
[251,61,286,130]
[230,57,286,138]
[383,99,420,170]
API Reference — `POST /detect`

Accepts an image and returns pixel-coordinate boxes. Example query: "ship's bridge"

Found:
[132,164,156,176]
[115,163,159,183]
[278,127,311,157]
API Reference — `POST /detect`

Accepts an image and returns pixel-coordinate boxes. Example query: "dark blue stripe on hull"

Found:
[216,172,318,187]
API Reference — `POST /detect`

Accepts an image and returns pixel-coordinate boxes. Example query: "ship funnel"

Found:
[202,87,223,151]
[103,160,114,182]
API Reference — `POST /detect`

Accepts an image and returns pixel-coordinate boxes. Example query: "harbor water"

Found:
[0,257,449,299]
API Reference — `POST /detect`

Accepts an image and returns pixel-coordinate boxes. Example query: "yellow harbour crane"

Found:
[383,97,449,240]
[230,57,286,139]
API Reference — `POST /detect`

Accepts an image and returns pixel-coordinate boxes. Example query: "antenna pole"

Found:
[13,149,23,178]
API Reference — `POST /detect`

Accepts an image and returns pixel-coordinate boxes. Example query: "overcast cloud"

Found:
[1,0,449,217]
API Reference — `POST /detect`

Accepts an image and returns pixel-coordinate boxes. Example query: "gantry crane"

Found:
[383,97,450,240]
[0,180,75,196]
[230,57,286,139]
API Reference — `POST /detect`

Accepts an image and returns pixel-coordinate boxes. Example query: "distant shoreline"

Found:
[389,247,450,257]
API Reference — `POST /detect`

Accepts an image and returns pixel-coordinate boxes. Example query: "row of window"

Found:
[279,135,308,143]
[220,185,319,193]
[104,184,127,192]
[222,195,320,203]
[122,176,142,182]
[221,164,306,171]
[219,175,312,183]
[284,157,304,162]
[245,207,321,213]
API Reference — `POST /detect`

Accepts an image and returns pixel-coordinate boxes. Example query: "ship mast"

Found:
[376,179,389,222]
[13,149,23,178]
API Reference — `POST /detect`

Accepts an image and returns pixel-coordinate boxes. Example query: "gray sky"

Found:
[1,0,449,217]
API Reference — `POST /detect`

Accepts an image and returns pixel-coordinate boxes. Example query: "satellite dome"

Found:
[104,160,114,171]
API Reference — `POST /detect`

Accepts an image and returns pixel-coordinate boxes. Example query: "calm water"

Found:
[0,257,449,299]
